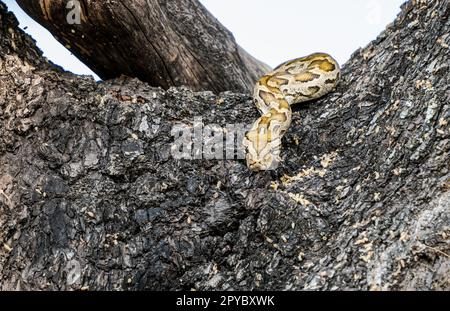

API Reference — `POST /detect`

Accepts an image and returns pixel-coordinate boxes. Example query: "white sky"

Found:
[4,0,406,79]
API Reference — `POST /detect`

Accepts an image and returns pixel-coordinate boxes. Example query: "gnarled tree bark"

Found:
[16,0,270,93]
[0,0,449,290]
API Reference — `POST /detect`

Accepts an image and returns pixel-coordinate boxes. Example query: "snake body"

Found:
[243,53,340,171]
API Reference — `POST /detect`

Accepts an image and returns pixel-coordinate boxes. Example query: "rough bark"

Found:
[16,0,270,93]
[0,0,449,290]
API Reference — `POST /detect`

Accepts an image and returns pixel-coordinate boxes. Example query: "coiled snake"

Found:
[243,53,340,171]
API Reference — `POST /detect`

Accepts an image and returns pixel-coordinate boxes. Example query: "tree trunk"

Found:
[0,0,449,290]
[16,0,270,93]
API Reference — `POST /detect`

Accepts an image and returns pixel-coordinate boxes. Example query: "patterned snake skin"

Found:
[243,53,340,171]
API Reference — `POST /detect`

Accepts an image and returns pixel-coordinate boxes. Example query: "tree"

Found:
[0,0,449,290]
[16,0,270,93]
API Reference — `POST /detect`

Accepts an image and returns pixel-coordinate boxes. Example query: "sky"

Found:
[3,0,406,79]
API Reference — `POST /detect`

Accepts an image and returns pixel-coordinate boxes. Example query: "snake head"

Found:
[246,152,281,171]
[243,131,282,171]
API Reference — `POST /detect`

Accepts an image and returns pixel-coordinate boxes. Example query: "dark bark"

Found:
[16,0,270,93]
[0,0,449,290]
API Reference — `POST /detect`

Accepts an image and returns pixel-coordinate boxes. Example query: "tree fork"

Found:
[16,0,270,93]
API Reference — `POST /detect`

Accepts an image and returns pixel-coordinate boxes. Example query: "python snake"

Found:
[243,53,340,171]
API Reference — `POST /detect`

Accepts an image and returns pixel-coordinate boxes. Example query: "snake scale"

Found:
[243,53,340,171]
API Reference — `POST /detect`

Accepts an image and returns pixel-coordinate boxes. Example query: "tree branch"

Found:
[1,0,449,290]
[16,0,271,93]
